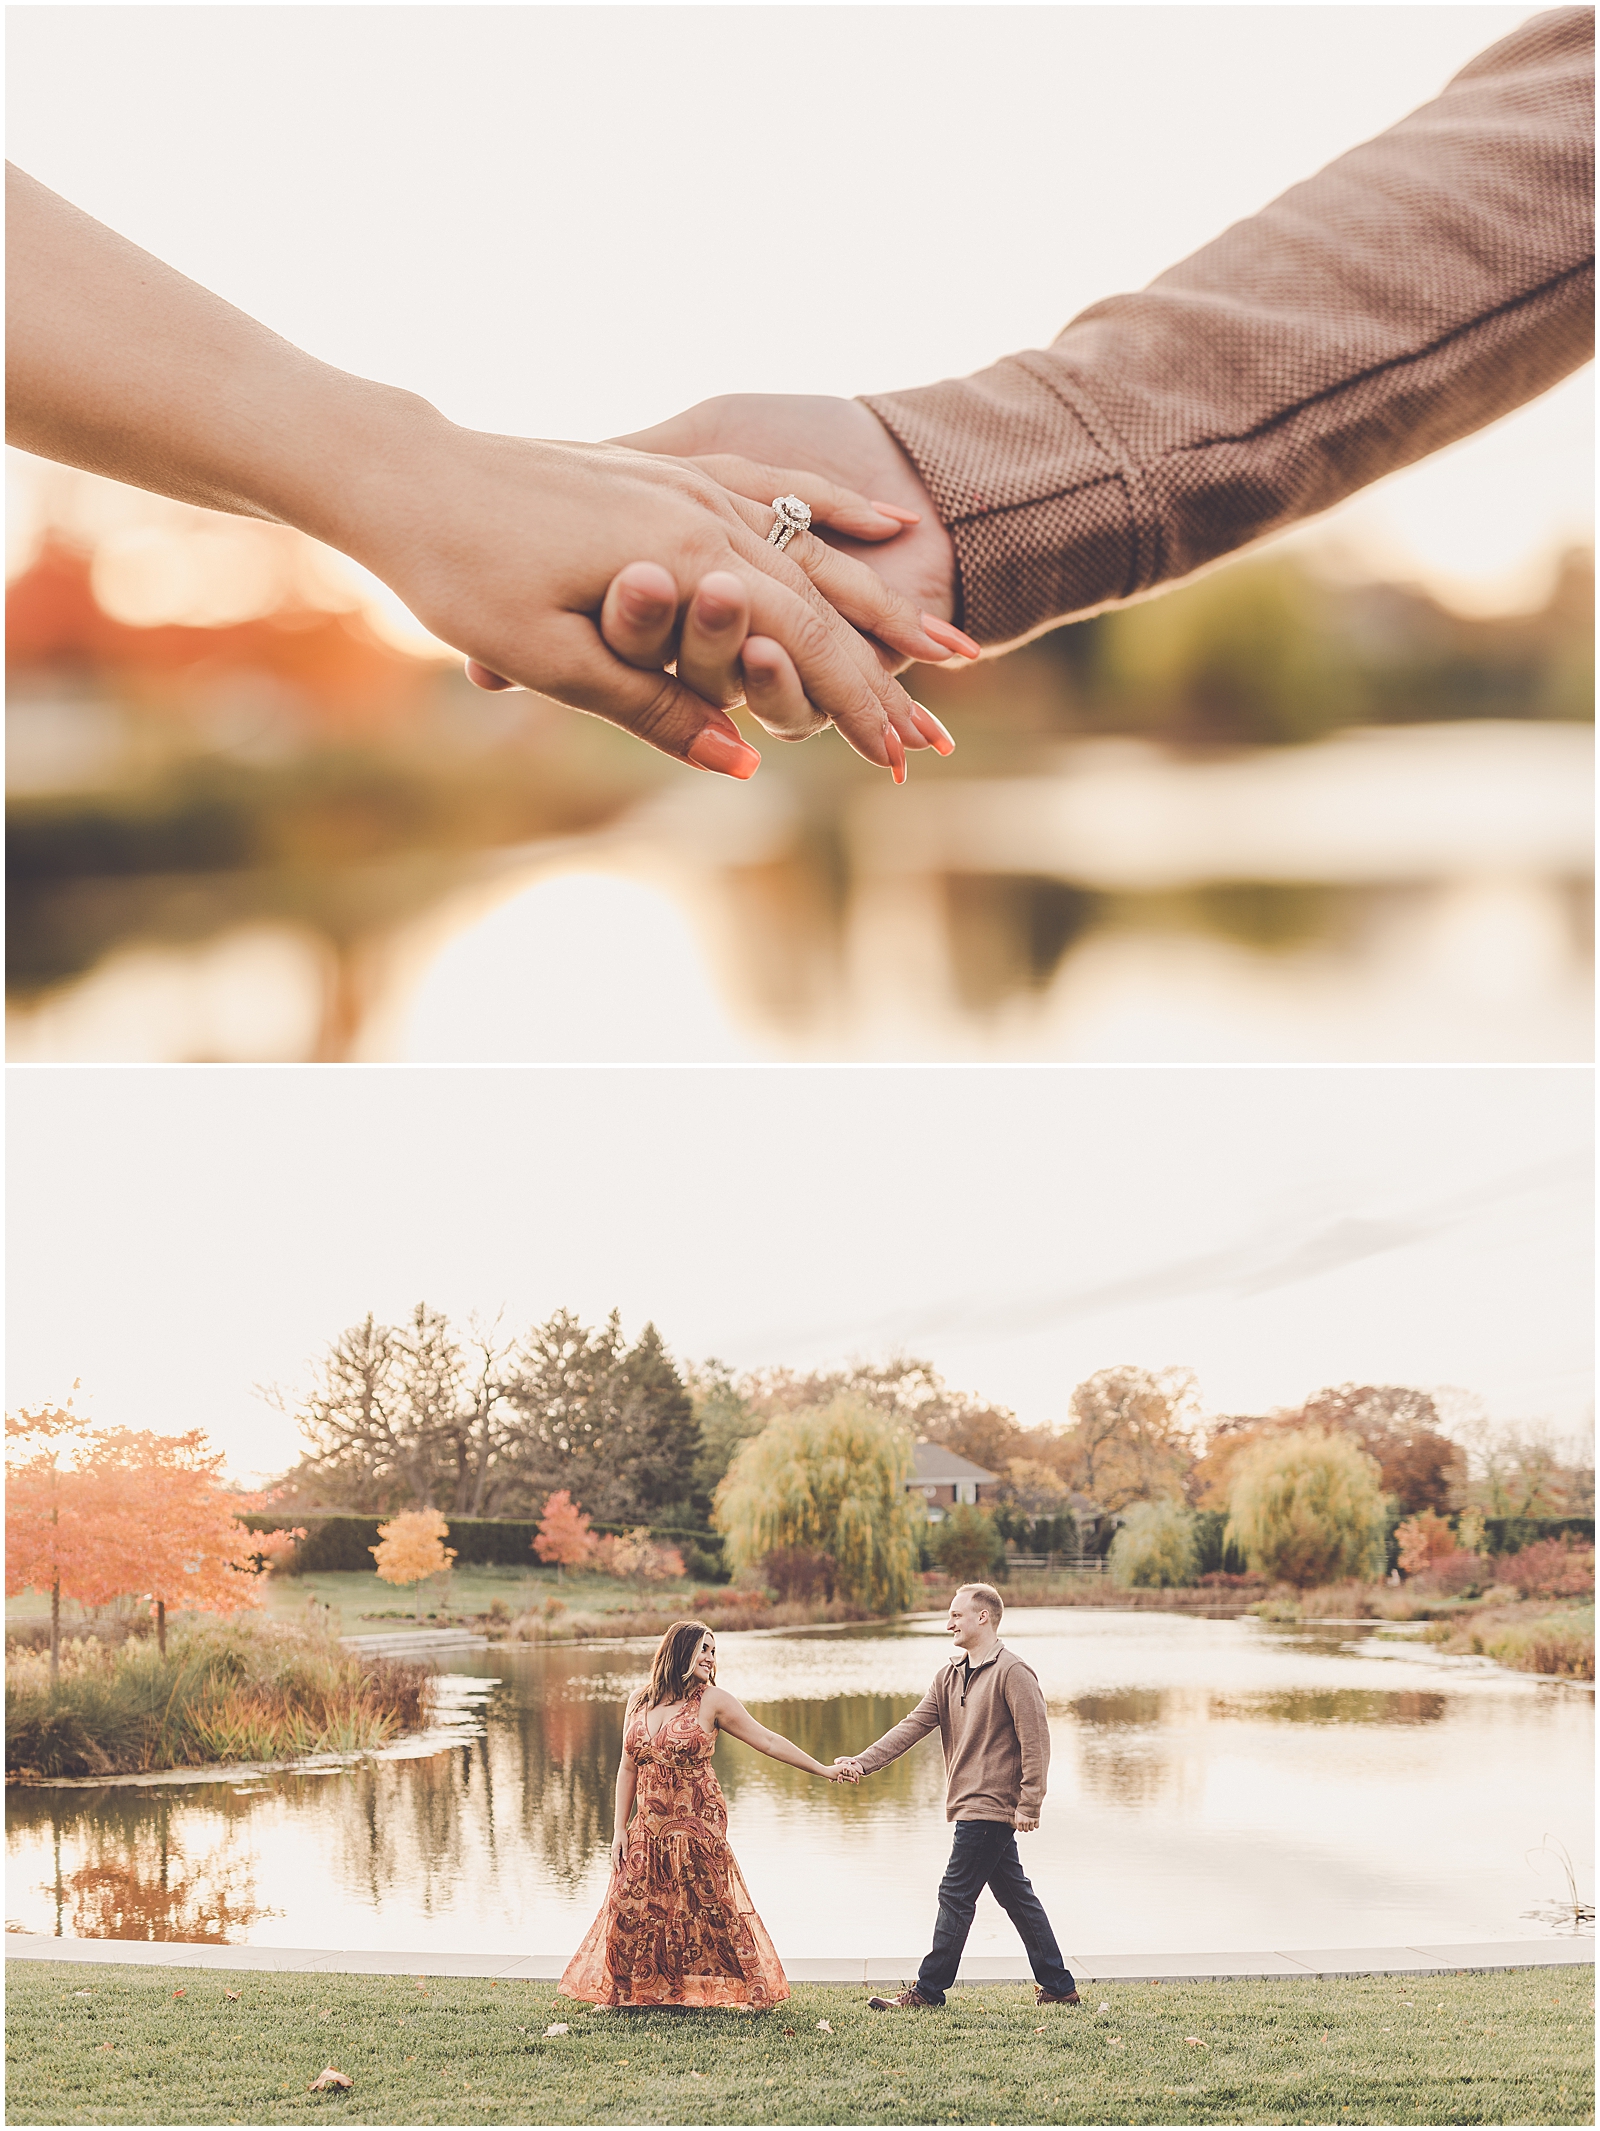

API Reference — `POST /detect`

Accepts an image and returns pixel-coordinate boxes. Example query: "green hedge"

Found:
[237,1512,722,1576]
[1484,1515,1593,1556]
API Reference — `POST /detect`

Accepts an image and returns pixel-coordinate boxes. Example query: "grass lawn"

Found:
[4,1962,1592,2126]
[5,1566,686,1638]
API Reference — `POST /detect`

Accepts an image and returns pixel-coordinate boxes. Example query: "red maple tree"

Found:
[533,1490,598,1582]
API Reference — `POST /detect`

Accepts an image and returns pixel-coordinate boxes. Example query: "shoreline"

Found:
[9,1603,1589,1790]
[5,1931,1592,1984]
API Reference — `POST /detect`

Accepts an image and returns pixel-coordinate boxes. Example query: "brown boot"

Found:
[1036,1986,1080,2005]
[867,1987,939,2011]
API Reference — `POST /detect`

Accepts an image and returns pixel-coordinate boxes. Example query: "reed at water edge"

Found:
[4,1614,429,1780]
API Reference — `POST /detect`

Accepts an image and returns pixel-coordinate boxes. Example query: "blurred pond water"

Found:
[7,723,1593,1063]
[6,1610,1592,1957]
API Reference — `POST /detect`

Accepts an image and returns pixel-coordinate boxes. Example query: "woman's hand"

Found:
[610,1831,628,1875]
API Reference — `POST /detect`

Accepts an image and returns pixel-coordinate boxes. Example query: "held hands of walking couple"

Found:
[6,165,971,789]
[826,1758,1038,1830]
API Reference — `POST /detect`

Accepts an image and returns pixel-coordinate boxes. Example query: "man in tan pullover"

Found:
[837,1583,1078,2010]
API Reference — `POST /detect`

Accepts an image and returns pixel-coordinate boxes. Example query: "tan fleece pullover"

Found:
[861,9,1594,651]
[852,1642,1051,1825]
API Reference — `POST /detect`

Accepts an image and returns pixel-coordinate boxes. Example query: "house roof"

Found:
[909,1441,998,1487]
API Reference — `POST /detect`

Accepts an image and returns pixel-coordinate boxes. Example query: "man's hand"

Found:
[831,1756,865,1783]
[613,396,960,669]
[1014,1812,1040,1834]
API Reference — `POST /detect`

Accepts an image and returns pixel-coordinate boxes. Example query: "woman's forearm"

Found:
[751,1726,830,1778]
[613,1758,638,1837]
[5,162,437,558]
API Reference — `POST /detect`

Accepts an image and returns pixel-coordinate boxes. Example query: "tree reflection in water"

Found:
[9,1789,276,1942]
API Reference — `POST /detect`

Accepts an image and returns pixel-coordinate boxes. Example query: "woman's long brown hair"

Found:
[630,1620,714,1714]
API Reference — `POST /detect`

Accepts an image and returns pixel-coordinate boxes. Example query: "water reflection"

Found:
[10,725,1591,1064]
[12,1790,277,1942]
[5,1613,1591,1956]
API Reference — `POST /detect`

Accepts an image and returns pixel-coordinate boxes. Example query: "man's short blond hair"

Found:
[957,1582,1004,1625]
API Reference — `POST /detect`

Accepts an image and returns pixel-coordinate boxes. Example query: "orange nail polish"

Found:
[920,616,982,660]
[910,702,956,756]
[884,723,907,785]
[687,729,760,780]
[871,501,922,525]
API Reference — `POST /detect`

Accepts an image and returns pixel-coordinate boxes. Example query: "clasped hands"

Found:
[451,397,972,785]
[825,1757,1040,1831]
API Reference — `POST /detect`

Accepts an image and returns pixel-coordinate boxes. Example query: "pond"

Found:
[6,1610,1593,1959]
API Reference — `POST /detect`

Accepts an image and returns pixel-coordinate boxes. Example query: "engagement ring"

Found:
[766,495,811,552]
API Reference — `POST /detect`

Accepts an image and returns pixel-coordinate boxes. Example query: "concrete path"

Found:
[6,1934,1590,1986]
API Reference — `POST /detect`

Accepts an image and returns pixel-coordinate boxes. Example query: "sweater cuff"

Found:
[860,359,1142,652]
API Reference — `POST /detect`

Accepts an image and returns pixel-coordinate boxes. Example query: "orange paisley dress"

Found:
[559,1683,789,2009]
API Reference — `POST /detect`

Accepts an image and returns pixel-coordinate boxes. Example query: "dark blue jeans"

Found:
[915,1820,1075,2005]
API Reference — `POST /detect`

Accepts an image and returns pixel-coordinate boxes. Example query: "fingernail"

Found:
[694,589,740,630]
[687,728,760,780]
[620,584,673,627]
[920,616,981,660]
[871,501,922,525]
[465,660,517,691]
[910,702,956,756]
[884,723,907,785]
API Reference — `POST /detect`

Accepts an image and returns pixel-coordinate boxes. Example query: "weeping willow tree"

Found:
[1225,1427,1388,1588]
[712,1395,922,1613]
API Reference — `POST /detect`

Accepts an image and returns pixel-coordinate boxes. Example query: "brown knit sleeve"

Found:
[860,9,1594,651]
[1003,1661,1051,1820]
[852,1688,942,1777]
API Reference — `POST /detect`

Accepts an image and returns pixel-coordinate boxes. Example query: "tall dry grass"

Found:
[5,1615,429,1780]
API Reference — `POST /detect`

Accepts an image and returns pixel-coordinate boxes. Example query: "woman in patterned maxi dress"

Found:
[560,1620,852,2009]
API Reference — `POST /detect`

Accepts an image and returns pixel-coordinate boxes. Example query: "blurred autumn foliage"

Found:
[8,540,431,730]
[7,529,1592,1046]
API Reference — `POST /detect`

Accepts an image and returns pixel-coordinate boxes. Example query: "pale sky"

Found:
[7,1066,1591,1484]
[5,5,1593,624]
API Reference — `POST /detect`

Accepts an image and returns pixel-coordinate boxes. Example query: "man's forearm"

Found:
[853,1696,941,1776]
[5,162,440,563]
[862,9,1594,649]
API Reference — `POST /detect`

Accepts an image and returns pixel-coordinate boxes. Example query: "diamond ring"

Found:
[766,495,812,553]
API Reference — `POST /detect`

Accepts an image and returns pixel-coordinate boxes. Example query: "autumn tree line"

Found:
[9,1305,1590,1658]
[271,1305,1592,1531]
[261,1305,1593,1613]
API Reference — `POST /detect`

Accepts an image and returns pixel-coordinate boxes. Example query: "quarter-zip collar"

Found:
[952,1642,1003,1706]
